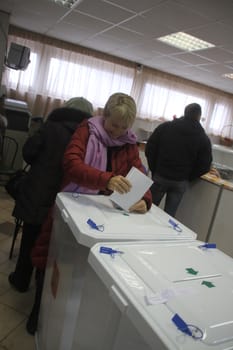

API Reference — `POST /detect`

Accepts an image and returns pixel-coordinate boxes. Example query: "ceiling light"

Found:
[50,0,83,9]
[223,73,233,80]
[157,32,215,52]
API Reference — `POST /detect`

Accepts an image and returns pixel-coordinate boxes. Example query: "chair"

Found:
[0,135,21,258]
[0,135,18,185]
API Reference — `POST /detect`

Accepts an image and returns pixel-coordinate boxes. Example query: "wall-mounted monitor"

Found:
[5,42,30,70]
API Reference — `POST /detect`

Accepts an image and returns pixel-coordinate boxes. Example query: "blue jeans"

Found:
[151,174,189,217]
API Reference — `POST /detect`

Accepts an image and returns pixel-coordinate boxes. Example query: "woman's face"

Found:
[104,114,130,139]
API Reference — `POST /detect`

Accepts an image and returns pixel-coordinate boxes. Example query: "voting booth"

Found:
[36,193,196,350]
[72,240,233,350]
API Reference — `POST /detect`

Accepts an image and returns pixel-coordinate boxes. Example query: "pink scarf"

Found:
[85,116,136,168]
[65,116,137,194]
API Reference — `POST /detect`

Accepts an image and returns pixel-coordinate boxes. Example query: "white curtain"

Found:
[132,68,233,136]
[2,30,233,137]
[3,34,134,116]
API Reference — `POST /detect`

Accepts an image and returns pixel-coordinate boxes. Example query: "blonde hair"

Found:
[103,93,136,126]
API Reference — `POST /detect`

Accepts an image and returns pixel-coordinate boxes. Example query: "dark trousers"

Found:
[13,222,42,289]
[27,269,45,334]
[151,174,188,217]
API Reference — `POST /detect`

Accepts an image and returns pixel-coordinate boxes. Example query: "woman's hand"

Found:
[129,199,147,214]
[107,175,132,194]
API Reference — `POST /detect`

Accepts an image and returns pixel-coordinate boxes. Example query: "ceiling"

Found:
[1,0,233,94]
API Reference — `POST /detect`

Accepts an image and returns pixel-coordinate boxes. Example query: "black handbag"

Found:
[5,165,29,200]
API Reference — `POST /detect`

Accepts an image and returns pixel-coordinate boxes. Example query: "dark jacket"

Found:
[145,117,212,181]
[13,107,92,224]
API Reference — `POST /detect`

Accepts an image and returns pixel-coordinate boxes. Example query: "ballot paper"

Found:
[110,166,153,211]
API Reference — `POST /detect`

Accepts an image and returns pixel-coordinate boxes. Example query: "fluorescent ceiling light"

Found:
[157,32,215,52]
[50,0,83,9]
[223,73,233,80]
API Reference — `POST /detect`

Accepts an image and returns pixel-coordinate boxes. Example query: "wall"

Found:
[0,11,9,93]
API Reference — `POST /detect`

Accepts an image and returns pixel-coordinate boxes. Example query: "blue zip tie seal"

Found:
[99,246,124,258]
[172,313,203,340]
[168,218,182,232]
[172,313,192,336]
[87,218,104,232]
[199,243,216,249]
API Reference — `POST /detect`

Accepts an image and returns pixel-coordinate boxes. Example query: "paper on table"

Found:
[110,166,153,211]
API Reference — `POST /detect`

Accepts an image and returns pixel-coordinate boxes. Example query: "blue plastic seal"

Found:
[172,313,192,336]
[87,218,104,232]
[172,313,203,339]
[199,243,216,249]
[168,218,182,232]
[99,246,124,257]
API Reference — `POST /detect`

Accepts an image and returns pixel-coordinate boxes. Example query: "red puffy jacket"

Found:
[61,120,152,201]
[31,120,152,270]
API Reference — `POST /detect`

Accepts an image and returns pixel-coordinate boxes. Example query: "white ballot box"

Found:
[36,193,196,350]
[72,240,233,350]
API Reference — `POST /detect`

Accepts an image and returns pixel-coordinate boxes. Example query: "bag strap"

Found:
[22,164,30,172]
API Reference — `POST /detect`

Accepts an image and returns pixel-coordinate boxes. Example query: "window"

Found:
[6,52,37,89]
[46,57,134,106]
[209,103,233,136]
[139,82,207,121]
[4,33,233,131]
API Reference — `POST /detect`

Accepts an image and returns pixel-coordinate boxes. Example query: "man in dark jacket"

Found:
[145,103,212,217]
[9,97,93,293]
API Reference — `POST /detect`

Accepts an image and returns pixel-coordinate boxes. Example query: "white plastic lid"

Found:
[56,193,196,247]
[89,240,233,349]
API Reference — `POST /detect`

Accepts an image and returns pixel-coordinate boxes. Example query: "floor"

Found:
[0,187,36,350]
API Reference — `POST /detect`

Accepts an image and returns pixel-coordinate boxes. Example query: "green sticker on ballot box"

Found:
[201,280,215,288]
[186,268,198,275]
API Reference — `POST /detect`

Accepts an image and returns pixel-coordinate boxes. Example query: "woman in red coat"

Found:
[61,92,152,210]
[29,92,152,334]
